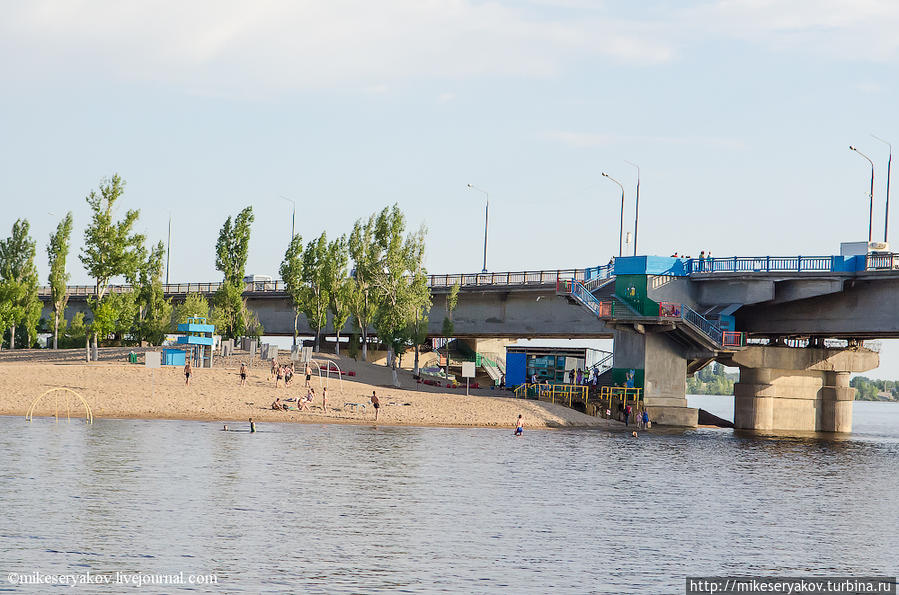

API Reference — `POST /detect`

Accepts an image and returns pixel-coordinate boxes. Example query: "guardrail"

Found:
[512,383,589,407]
[687,255,835,274]
[556,279,607,318]
[598,386,642,405]
[429,268,588,288]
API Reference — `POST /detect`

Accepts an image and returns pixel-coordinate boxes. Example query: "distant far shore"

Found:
[0,348,611,430]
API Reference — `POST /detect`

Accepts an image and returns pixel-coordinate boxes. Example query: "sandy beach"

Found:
[0,348,612,430]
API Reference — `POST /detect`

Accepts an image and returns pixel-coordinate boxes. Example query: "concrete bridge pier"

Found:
[727,346,878,433]
[612,328,699,428]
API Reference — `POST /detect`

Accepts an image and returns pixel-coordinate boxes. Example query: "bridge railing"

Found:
[687,255,835,274]
[866,253,899,270]
[556,279,607,318]
[429,268,589,288]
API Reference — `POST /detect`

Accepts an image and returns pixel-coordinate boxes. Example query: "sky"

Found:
[2,0,898,376]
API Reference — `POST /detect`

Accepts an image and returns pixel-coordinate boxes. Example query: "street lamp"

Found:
[850,146,875,242]
[872,134,892,243]
[280,195,296,240]
[602,172,626,257]
[467,184,489,273]
[624,160,640,256]
[166,212,172,285]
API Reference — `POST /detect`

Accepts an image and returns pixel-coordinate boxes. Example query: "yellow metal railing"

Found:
[513,383,589,407]
[598,386,643,406]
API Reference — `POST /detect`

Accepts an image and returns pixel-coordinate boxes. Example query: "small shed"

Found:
[162,348,186,366]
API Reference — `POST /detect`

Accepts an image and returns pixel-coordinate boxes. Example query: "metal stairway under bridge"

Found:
[555,279,745,353]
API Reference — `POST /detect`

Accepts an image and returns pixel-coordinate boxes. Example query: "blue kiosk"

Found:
[176,316,216,368]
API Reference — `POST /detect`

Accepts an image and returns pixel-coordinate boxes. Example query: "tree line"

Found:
[0,174,434,383]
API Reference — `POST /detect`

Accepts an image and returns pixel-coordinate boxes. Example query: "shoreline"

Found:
[0,350,614,431]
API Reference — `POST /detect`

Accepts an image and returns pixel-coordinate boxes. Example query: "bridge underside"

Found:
[42,285,615,339]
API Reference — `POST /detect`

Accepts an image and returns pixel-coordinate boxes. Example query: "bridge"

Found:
[41,252,899,433]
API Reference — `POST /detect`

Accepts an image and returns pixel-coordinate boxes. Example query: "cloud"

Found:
[689,0,899,61]
[0,0,676,95]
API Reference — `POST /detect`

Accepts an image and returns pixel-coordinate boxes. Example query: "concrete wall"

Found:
[47,286,615,339]
[736,277,899,337]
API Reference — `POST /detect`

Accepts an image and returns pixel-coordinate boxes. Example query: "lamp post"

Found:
[602,172,626,257]
[467,184,489,273]
[624,160,640,256]
[165,212,172,285]
[850,146,875,242]
[872,135,892,243]
[280,195,296,240]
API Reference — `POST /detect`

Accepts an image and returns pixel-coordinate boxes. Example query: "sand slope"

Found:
[0,349,611,430]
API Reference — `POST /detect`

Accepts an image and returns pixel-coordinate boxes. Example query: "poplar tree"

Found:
[441,282,460,378]
[214,206,254,339]
[80,174,145,359]
[135,241,172,344]
[46,212,73,349]
[348,213,378,361]
[279,234,304,347]
[301,232,330,352]
[325,235,352,356]
[0,219,41,349]
[370,205,431,387]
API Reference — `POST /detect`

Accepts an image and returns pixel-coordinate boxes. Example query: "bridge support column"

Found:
[729,346,878,433]
[613,328,698,428]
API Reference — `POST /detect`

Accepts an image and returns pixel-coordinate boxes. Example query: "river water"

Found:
[1,402,897,593]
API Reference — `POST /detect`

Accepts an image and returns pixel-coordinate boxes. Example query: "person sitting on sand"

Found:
[272,397,287,411]
[298,390,313,411]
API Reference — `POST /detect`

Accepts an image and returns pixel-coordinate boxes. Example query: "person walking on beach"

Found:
[239,363,247,386]
[270,358,277,380]
[515,414,523,436]
[184,360,192,386]
[642,409,650,429]
[370,390,380,421]
[321,386,328,412]
[305,364,312,388]
[624,404,632,426]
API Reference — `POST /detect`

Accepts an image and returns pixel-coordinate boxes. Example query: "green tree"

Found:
[0,219,41,349]
[214,207,254,339]
[135,241,172,345]
[80,174,145,359]
[348,213,379,361]
[302,232,331,352]
[172,293,212,326]
[369,205,431,387]
[279,234,304,347]
[216,207,254,286]
[46,212,74,349]
[59,311,86,348]
[91,291,137,344]
[325,235,353,356]
[441,282,460,378]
